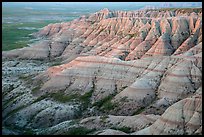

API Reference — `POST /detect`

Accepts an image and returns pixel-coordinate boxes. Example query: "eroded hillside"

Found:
[2,8,202,135]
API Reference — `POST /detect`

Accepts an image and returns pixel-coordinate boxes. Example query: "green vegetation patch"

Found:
[6,105,26,117]
[23,129,35,135]
[100,115,109,123]
[127,33,139,38]
[2,20,58,51]
[93,93,117,111]
[50,62,62,67]
[33,94,48,103]
[50,58,64,66]
[111,126,132,133]
[132,107,145,115]
[30,78,45,94]
[3,92,25,108]
[2,84,15,98]
[51,92,79,103]
[33,88,94,105]
[79,89,94,108]
[31,86,41,94]
[120,96,129,102]
[19,74,31,80]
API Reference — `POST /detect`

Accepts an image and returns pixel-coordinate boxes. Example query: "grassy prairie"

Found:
[2,21,60,51]
[2,5,86,51]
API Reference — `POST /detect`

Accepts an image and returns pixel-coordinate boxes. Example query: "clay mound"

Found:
[134,95,202,135]
[34,48,201,115]
[37,56,143,101]
[126,41,151,60]
[151,33,174,55]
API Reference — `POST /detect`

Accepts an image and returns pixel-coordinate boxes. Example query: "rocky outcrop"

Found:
[133,95,202,135]
[80,114,160,133]
[35,45,201,115]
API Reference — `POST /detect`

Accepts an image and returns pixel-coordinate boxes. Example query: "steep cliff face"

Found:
[2,8,202,135]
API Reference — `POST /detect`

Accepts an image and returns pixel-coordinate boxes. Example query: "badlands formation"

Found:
[2,8,202,135]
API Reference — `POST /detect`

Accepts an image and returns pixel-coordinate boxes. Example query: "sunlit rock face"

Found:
[2,8,202,135]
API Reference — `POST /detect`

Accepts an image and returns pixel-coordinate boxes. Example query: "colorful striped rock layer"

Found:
[2,8,202,135]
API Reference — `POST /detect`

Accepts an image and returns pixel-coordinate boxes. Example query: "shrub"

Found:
[100,115,109,123]
[111,126,132,133]
[93,94,117,111]
[79,89,94,109]
[132,107,145,115]
[31,86,41,94]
